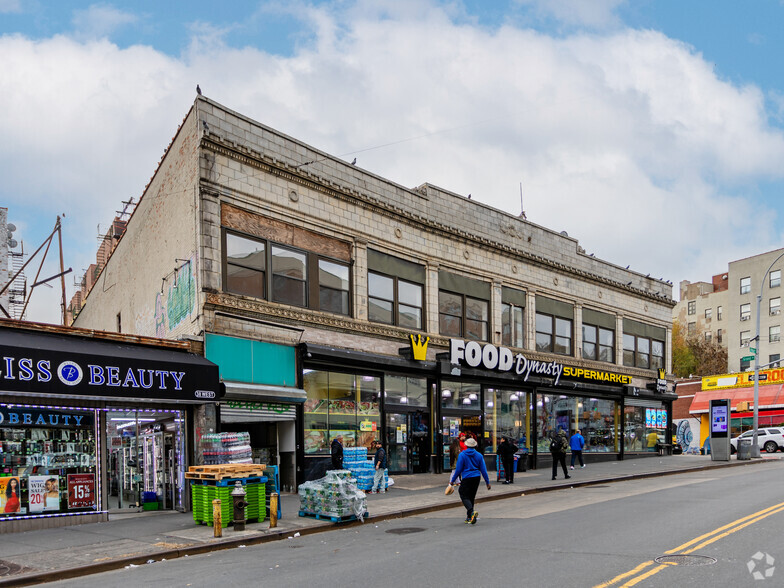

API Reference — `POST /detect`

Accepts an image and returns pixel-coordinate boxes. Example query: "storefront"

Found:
[297,337,673,481]
[205,334,304,493]
[0,322,220,532]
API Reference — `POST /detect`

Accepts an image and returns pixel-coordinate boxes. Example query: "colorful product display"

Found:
[298,470,367,521]
[342,447,387,491]
[199,432,252,465]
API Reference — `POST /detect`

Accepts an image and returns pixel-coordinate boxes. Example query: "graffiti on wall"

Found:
[154,256,196,337]
[674,418,700,454]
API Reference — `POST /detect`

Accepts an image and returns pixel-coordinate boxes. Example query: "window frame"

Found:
[438,290,489,341]
[740,276,751,295]
[770,297,781,316]
[368,270,424,330]
[705,308,712,321]
[770,325,781,343]
[536,312,573,356]
[501,301,525,348]
[222,228,352,316]
[687,301,696,315]
[623,333,664,370]
[582,323,614,363]
[717,306,723,321]
[771,270,781,289]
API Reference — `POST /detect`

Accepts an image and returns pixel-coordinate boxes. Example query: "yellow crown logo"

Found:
[410,334,430,361]
[658,368,666,380]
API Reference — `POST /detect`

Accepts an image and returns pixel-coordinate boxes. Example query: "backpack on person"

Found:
[549,436,561,453]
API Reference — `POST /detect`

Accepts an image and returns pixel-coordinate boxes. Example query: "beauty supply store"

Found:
[0,325,220,530]
[300,338,671,478]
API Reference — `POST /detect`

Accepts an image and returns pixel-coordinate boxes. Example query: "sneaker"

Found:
[464,518,471,524]
[581,465,585,468]
[565,475,571,479]
[552,477,557,480]
[470,511,478,524]
[570,466,574,470]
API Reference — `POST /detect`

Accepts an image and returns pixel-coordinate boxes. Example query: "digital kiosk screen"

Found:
[711,404,729,436]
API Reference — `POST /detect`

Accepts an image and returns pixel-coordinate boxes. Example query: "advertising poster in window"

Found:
[28,475,60,513]
[67,473,96,509]
[0,476,22,514]
[656,409,666,428]
[645,408,654,428]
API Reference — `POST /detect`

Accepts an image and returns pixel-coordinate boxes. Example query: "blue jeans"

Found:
[371,467,386,492]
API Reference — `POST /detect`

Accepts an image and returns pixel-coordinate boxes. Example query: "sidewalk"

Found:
[0,454,776,586]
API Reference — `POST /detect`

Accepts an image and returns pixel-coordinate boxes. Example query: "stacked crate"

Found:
[187,465,268,528]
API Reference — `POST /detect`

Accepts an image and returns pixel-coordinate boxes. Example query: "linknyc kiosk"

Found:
[709,398,731,461]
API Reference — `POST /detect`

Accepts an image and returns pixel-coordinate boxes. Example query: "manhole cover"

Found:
[385,527,426,535]
[655,555,717,566]
[0,560,32,577]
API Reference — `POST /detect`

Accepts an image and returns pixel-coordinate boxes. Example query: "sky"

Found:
[2,0,784,325]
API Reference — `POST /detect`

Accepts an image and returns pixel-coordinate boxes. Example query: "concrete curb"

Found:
[0,458,770,586]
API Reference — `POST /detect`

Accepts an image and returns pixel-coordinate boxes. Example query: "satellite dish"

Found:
[8,239,17,248]
[7,223,16,232]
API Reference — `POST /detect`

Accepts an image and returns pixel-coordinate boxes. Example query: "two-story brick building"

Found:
[73,95,676,491]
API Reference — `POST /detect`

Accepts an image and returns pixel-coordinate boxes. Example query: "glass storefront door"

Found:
[385,411,430,474]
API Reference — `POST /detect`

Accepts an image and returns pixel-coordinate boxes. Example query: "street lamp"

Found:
[751,250,784,458]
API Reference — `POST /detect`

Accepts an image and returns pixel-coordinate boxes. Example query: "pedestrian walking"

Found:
[550,430,570,480]
[448,437,490,524]
[496,436,519,484]
[331,435,344,469]
[570,429,585,470]
[370,440,387,493]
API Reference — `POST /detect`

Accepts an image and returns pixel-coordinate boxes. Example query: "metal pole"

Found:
[752,250,784,458]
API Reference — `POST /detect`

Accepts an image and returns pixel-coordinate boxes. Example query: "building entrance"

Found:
[385,411,430,474]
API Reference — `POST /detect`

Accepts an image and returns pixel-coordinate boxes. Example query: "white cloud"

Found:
[2,0,784,323]
[71,3,137,41]
[0,0,21,14]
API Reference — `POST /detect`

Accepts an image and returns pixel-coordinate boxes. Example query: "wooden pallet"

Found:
[185,471,266,481]
[298,510,369,523]
[188,464,267,474]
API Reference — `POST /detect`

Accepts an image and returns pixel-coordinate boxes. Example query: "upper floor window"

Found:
[770,297,781,316]
[222,227,350,316]
[688,322,696,335]
[501,287,526,348]
[740,276,751,295]
[438,271,490,341]
[770,354,781,368]
[740,303,751,321]
[717,306,723,321]
[705,308,712,321]
[623,319,665,370]
[687,301,696,315]
[740,330,751,347]
[771,270,781,289]
[717,329,723,344]
[535,296,574,357]
[770,325,781,343]
[583,324,614,363]
[367,249,425,330]
[705,332,712,342]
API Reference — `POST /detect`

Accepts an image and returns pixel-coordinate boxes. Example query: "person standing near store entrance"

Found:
[331,435,344,470]
[570,429,585,470]
[370,440,387,493]
[550,430,570,481]
[497,436,519,484]
[449,437,490,524]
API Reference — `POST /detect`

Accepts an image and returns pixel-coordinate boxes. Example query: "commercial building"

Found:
[72,95,676,486]
[0,319,220,532]
[674,248,784,373]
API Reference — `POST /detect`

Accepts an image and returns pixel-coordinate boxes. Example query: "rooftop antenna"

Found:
[519,182,527,219]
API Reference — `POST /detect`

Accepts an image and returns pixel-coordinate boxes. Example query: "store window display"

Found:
[0,404,97,518]
[536,394,619,453]
[623,405,666,452]
[483,388,528,454]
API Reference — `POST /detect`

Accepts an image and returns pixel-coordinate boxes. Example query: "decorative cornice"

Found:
[200,134,674,307]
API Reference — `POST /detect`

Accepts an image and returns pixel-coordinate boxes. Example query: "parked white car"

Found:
[730,428,784,454]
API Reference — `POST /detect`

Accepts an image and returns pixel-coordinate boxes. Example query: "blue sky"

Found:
[2,0,783,324]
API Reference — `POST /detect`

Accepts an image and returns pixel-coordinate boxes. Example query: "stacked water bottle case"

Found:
[343,446,387,492]
[298,469,368,522]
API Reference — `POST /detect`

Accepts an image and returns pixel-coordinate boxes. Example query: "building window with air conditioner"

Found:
[740,303,751,321]
[740,330,751,347]
[740,276,751,295]
[770,325,781,343]
[770,354,781,368]
[770,297,781,316]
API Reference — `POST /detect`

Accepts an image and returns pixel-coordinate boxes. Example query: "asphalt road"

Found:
[50,461,784,587]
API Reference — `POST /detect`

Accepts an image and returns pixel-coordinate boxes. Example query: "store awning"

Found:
[689,384,784,414]
[0,326,221,403]
[223,382,307,403]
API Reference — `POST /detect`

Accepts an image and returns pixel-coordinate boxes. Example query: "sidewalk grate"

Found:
[385,527,426,535]
[0,560,34,577]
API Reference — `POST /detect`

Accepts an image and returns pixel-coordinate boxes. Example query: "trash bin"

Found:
[737,438,752,460]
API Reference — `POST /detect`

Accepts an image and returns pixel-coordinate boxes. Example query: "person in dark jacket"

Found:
[370,440,387,493]
[550,430,570,481]
[331,435,344,469]
[496,436,519,484]
[448,438,490,524]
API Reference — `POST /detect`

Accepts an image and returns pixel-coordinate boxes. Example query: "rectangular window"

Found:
[687,301,696,315]
[770,297,781,316]
[536,313,572,356]
[502,303,524,348]
[771,270,781,289]
[582,324,615,363]
[439,291,464,338]
[740,358,752,372]
[623,333,664,369]
[384,375,428,407]
[705,332,712,342]
[740,331,751,347]
[367,250,425,329]
[717,306,723,321]
[740,303,751,321]
[225,233,266,298]
[717,329,723,344]
[438,271,490,341]
[740,276,751,295]
[770,354,781,368]
[223,229,350,316]
[688,322,696,335]
[770,325,781,343]
[705,308,712,321]
[465,296,489,341]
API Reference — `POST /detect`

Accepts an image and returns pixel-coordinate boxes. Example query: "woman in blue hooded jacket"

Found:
[449,437,490,524]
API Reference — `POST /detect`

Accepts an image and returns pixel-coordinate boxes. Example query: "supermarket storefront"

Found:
[0,322,220,532]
